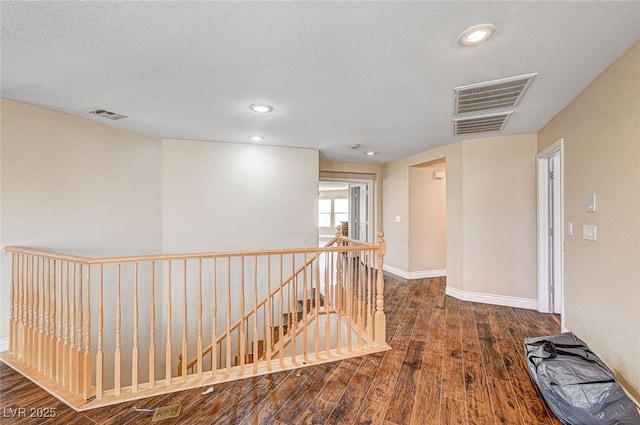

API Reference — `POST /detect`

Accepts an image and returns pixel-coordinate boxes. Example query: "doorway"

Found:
[537,139,564,315]
[318,179,374,245]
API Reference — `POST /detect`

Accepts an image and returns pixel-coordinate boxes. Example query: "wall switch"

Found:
[568,222,573,236]
[583,224,597,241]
[586,194,597,212]
[395,216,402,223]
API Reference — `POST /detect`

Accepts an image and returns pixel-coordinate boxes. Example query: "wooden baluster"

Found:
[265,255,272,370]
[278,255,284,368]
[346,249,353,353]
[226,257,231,374]
[9,253,15,355]
[149,261,156,389]
[181,260,188,382]
[314,255,320,359]
[96,265,104,400]
[62,262,70,388]
[325,251,331,355]
[36,256,44,371]
[211,258,217,375]
[252,256,258,374]
[75,264,84,395]
[15,254,21,359]
[290,254,297,365]
[20,254,27,361]
[83,264,92,400]
[54,261,64,383]
[68,263,76,392]
[197,258,203,378]
[28,255,34,366]
[239,257,246,371]
[336,250,342,355]
[375,231,387,347]
[132,263,139,393]
[165,261,173,387]
[114,264,122,396]
[357,250,364,351]
[47,258,57,379]
[302,253,308,364]
[367,251,373,346]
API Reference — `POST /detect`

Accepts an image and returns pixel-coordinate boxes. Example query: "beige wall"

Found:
[382,133,537,300]
[382,144,460,283]
[162,139,319,252]
[409,162,446,271]
[462,134,538,298]
[0,98,164,341]
[538,41,640,397]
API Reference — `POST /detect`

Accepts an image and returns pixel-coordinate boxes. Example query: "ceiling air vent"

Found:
[88,108,127,120]
[453,111,512,135]
[454,73,537,115]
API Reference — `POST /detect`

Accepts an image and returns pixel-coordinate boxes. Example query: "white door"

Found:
[549,154,563,314]
[537,139,564,315]
[348,182,372,243]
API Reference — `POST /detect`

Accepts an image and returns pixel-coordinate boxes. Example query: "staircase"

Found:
[1,230,390,411]
[232,290,325,367]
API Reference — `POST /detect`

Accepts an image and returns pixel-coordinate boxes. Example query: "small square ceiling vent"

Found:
[453,112,512,135]
[89,108,127,120]
[454,73,537,115]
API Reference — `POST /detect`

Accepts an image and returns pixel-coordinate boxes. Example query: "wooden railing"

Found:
[1,230,389,411]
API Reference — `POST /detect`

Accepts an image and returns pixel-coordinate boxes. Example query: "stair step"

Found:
[282,311,304,323]
[234,340,266,366]
[270,325,288,345]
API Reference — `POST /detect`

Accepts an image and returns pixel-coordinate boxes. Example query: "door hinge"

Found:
[550,284,555,293]
[549,171,555,179]
[550,228,555,236]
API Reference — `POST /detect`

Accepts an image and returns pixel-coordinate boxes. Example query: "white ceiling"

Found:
[1,2,638,163]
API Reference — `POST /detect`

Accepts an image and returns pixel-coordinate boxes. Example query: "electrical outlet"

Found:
[583,224,597,241]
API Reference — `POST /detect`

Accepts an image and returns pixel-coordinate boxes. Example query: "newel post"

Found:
[374,231,386,347]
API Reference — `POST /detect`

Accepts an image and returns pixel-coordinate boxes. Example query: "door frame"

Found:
[536,138,564,316]
[319,177,375,243]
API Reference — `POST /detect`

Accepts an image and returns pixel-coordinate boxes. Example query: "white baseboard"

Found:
[0,337,8,353]
[445,286,537,310]
[383,265,446,280]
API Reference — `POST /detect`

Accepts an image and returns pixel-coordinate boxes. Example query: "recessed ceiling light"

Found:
[365,151,377,156]
[249,103,273,113]
[458,23,496,46]
[249,135,265,142]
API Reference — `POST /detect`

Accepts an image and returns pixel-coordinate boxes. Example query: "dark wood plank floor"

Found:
[0,274,562,425]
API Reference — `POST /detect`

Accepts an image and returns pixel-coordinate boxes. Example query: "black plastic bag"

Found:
[524,332,640,425]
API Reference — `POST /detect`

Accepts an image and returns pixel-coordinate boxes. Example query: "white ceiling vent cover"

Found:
[454,73,537,115]
[453,111,512,135]
[88,108,127,120]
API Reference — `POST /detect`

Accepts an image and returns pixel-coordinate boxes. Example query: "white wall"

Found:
[0,98,163,341]
[538,40,640,399]
[162,139,318,252]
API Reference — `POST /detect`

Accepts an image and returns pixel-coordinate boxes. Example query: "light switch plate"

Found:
[568,222,573,236]
[583,224,597,241]
[586,194,597,212]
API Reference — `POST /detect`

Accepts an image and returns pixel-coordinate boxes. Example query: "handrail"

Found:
[4,238,375,265]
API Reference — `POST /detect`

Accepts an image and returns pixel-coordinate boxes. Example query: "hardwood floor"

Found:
[0,274,562,425]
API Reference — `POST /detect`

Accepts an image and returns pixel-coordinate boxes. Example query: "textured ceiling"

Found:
[1,1,639,163]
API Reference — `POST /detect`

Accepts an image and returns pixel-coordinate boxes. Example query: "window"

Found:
[333,198,348,225]
[318,197,348,229]
[318,199,332,228]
